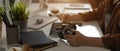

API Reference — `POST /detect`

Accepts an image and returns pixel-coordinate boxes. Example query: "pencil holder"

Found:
[0,17,2,38]
[6,25,20,45]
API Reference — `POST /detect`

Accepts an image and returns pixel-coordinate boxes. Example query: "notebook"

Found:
[28,15,58,30]
[20,31,57,51]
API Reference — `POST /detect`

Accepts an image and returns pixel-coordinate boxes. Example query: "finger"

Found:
[72,29,79,33]
[70,44,80,47]
[73,30,82,34]
[58,14,68,20]
[67,40,81,47]
[70,29,80,34]
[63,20,73,23]
[23,44,32,51]
[67,40,73,44]
[23,44,28,51]
[64,34,73,39]
[61,16,69,22]
[57,14,64,20]
[27,45,32,51]
[67,40,79,47]
[66,38,75,44]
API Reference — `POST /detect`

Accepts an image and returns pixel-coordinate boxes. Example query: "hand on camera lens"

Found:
[64,30,87,46]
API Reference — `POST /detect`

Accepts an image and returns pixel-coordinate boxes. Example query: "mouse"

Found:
[36,19,43,24]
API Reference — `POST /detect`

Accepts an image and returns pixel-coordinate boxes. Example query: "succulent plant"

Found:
[11,3,29,21]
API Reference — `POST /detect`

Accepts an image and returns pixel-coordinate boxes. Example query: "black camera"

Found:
[55,23,76,39]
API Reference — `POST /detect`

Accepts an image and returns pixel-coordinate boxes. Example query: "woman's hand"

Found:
[57,14,82,23]
[23,44,33,51]
[57,10,98,23]
[57,14,71,23]
[64,30,87,46]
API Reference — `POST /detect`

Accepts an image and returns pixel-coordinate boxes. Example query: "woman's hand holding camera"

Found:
[64,30,87,46]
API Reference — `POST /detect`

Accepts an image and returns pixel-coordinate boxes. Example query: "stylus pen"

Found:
[61,8,65,22]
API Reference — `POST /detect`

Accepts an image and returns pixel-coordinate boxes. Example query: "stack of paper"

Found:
[28,15,58,30]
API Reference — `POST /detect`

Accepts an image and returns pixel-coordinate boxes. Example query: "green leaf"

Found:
[10,2,29,20]
[0,6,4,13]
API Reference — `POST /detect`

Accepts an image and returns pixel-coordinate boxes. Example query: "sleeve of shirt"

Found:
[102,34,120,49]
[102,34,114,49]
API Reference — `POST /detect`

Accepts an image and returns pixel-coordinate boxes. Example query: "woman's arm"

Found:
[85,37,105,48]
[64,30,105,48]
[58,10,99,23]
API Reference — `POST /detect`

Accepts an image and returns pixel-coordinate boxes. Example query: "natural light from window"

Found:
[76,25,103,37]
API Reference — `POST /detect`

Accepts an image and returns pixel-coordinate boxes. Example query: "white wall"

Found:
[19,0,31,7]
[14,0,31,7]
[0,0,3,6]
[14,0,20,5]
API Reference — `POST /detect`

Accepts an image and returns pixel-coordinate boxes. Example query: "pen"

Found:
[0,11,10,26]
[3,0,14,27]
[61,8,65,22]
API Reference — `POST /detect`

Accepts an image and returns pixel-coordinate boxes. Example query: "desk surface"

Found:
[0,3,110,51]
[43,21,110,51]
[28,3,109,51]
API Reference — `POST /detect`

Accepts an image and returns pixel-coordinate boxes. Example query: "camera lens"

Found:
[56,27,64,39]
[65,29,75,35]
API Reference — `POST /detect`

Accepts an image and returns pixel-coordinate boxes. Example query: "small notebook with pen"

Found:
[28,15,58,30]
[20,31,57,51]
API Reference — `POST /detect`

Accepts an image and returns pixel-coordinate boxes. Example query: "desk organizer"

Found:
[6,25,20,45]
[0,18,2,38]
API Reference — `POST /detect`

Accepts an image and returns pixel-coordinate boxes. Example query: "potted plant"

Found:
[11,3,29,32]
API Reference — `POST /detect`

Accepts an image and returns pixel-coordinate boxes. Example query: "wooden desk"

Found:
[28,3,109,51]
[0,3,110,51]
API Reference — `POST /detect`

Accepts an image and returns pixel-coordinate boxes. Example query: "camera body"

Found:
[56,23,76,39]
